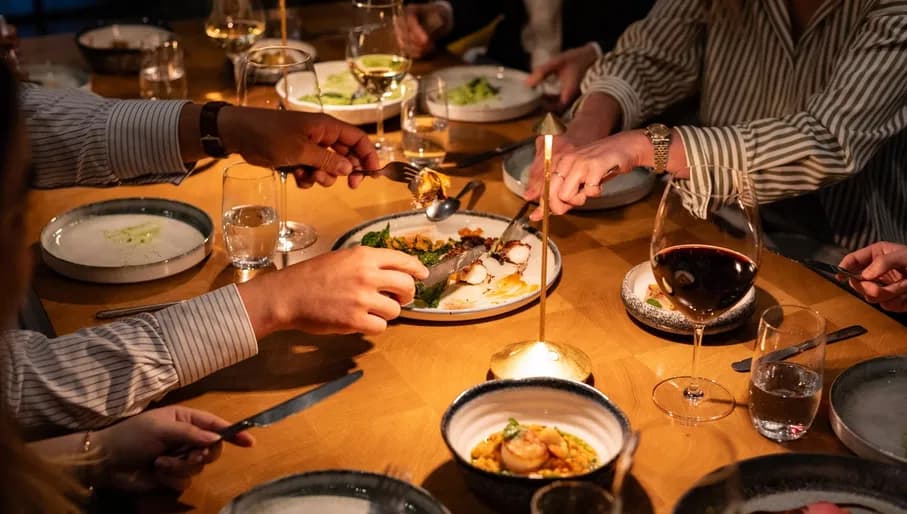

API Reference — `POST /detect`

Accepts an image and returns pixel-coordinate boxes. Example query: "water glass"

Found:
[749,304,826,442]
[139,36,188,100]
[531,481,617,514]
[222,162,279,269]
[402,76,449,167]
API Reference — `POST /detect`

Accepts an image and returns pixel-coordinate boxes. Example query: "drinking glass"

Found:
[222,162,279,269]
[749,305,826,442]
[650,167,762,422]
[347,0,411,161]
[402,76,449,167]
[205,0,266,60]
[139,36,188,100]
[238,46,319,252]
[532,481,617,514]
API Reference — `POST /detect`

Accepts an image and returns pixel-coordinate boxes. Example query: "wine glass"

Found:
[237,46,319,252]
[205,0,266,61]
[346,0,411,162]
[650,166,762,422]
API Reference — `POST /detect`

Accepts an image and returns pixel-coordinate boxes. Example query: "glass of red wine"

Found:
[650,167,762,422]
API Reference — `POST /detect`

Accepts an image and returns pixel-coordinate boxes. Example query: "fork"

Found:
[370,464,413,514]
[276,161,421,188]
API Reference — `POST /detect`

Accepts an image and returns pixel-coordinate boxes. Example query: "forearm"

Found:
[568,92,623,142]
[28,432,87,461]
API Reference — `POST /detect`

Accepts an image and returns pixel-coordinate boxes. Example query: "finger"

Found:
[331,143,351,156]
[839,246,876,273]
[529,205,544,222]
[524,137,546,200]
[314,170,338,188]
[862,250,907,281]
[880,294,907,313]
[368,292,404,321]
[866,279,907,303]
[293,170,316,189]
[407,14,430,48]
[357,313,388,336]
[565,191,588,207]
[348,172,366,189]
[293,144,354,176]
[155,454,206,478]
[376,270,418,304]
[370,248,429,279]
[526,58,561,87]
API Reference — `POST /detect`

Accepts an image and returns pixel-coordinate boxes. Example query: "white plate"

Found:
[41,198,213,284]
[21,64,91,90]
[277,60,414,125]
[332,211,561,322]
[620,262,756,335]
[503,144,656,210]
[77,24,172,50]
[427,65,541,122]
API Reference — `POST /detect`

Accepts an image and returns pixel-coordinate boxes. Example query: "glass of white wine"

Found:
[347,0,411,161]
[205,0,266,60]
[238,46,320,252]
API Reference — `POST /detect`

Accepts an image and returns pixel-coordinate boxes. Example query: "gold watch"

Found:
[644,123,672,174]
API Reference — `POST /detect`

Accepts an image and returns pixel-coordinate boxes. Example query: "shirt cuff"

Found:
[107,99,193,184]
[154,284,259,386]
[578,75,642,131]
[673,125,749,217]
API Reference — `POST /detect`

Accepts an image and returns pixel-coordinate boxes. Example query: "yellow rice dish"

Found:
[470,418,598,478]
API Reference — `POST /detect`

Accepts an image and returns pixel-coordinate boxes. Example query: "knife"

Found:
[801,259,886,286]
[419,245,488,290]
[731,325,867,372]
[453,136,535,169]
[492,202,532,254]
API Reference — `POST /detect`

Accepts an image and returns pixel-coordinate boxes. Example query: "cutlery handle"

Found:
[96,301,182,319]
[731,324,866,372]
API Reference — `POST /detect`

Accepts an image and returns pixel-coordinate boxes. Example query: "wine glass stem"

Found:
[375,94,385,147]
[686,324,706,400]
[278,170,290,237]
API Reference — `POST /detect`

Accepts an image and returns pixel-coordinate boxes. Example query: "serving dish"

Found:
[219,469,450,514]
[830,355,907,465]
[620,262,756,335]
[332,210,561,322]
[21,63,91,90]
[426,65,541,122]
[503,144,656,210]
[75,20,173,74]
[40,198,213,284]
[441,377,630,513]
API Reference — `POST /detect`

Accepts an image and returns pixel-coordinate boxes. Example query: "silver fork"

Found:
[276,161,421,189]
[370,464,412,514]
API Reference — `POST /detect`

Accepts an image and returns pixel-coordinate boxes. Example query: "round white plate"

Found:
[277,60,414,125]
[332,211,561,322]
[620,262,756,335]
[41,198,213,284]
[21,63,91,90]
[503,144,656,210]
[427,65,541,122]
[77,24,172,50]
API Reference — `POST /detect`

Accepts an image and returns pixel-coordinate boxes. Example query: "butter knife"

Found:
[419,245,488,290]
[731,325,866,372]
[492,202,532,254]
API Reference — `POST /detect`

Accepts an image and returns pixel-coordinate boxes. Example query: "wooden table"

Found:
[20,4,907,514]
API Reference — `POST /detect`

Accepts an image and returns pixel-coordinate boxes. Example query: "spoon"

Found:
[611,430,640,512]
[425,180,485,221]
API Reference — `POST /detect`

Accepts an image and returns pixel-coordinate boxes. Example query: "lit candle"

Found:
[538,133,553,342]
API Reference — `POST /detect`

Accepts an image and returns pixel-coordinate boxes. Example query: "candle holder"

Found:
[488,113,592,383]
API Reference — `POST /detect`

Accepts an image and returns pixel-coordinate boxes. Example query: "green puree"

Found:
[104,222,160,246]
[299,70,404,105]
[448,77,500,106]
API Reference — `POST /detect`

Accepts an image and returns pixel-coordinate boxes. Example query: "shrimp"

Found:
[538,426,569,459]
[501,427,549,473]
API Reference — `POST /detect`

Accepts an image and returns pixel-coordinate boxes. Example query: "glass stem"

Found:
[375,94,385,147]
[686,324,706,400]
[277,170,289,237]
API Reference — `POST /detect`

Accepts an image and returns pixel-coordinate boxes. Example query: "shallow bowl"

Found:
[75,20,173,74]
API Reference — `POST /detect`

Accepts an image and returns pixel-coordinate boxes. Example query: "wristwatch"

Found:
[200,101,232,158]
[644,123,672,174]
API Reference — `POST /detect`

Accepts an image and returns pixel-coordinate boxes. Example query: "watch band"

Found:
[645,123,671,174]
[200,101,232,158]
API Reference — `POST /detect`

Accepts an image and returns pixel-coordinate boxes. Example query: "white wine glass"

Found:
[650,167,762,422]
[205,0,266,60]
[237,46,320,252]
[347,0,411,162]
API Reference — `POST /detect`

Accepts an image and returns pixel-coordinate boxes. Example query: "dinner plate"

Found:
[830,355,907,466]
[426,65,541,122]
[40,198,213,284]
[219,469,450,514]
[674,453,907,514]
[332,210,561,322]
[502,144,656,210]
[620,262,756,335]
[21,63,91,90]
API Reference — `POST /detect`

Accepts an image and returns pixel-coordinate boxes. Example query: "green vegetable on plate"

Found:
[448,76,500,106]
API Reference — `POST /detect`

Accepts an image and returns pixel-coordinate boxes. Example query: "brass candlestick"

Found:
[488,113,592,383]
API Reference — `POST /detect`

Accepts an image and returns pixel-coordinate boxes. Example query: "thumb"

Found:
[526,58,562,87]
[861,252,901,280]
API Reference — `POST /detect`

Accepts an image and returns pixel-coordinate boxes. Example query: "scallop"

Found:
[457,260,488,285]
[501,241,531,265]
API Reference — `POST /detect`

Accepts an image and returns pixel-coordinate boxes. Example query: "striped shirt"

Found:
[582,0,907,250]
[3,86,260,433]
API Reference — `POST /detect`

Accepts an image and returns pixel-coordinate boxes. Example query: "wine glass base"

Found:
[277,221,318,252]
[489,340,592,383]
[652,376,735,422]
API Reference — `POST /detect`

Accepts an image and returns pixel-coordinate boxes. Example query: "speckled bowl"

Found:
[620,262,756,335]
[441,378,631,514]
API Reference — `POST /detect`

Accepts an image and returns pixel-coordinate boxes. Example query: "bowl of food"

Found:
[276,60,414,125]
[75,20,173,74]
[441,377,630,513]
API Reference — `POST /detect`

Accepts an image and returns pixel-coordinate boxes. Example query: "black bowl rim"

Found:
[440,376,632,484]
[75,18,174,53]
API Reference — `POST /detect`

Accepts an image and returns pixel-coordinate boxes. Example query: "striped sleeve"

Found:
[20,85,191,188]
[1,285,258,432]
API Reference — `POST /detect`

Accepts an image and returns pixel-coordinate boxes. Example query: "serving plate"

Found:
[503,144,656,210]
[426,65,541,122]
[674,453,907,514]
[620,262,756,335]
[332,210,560,322]
[40,198,213,284]
[219,469,450,514]
[830,355,907,465]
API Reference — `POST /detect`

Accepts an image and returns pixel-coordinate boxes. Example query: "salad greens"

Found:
[298,70,403,105]
[448,77,500,106]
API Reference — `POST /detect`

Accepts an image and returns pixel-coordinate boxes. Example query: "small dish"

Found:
[830,355,907,466]
[441,377,630,513]
[20,63,91,90]
[620,262,756,335]
[219,469,450,514]
[502,144,656,210]
[75,20,173,74]
[426,65,541,122]
[40,198,213,284]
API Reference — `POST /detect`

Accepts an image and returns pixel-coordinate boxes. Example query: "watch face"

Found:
[648,123,670,138]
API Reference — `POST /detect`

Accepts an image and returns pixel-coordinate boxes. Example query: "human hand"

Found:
[526,43,600,111]
[403,3,453,58]
[238,246,429,337]
[839,241,907,312]
[92,406,255,492]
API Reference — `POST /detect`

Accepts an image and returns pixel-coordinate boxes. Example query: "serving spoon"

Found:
[425,180,485,221]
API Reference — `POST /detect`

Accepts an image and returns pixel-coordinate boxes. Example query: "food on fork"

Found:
[412,167,451,208]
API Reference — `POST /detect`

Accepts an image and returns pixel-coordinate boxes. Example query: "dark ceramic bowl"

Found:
[75,20,173,74]
[441,377,631,514]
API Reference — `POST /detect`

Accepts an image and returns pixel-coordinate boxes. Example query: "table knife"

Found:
[801,259,886,286]
[453,136,535,169]
[492,202,532,254]
[419,245,488,290]
[731,325,867,372]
